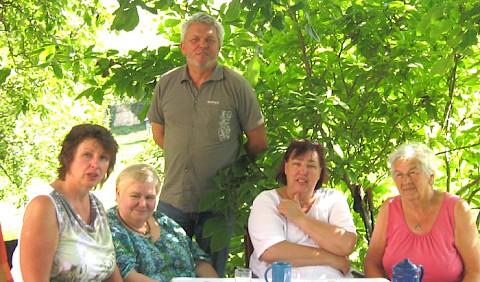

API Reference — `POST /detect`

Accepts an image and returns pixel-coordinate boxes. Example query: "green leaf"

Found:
[289,1,306,11]
[164,19,181,27]
[459,29,478,51]
[429,19,454,39]
[430,55,453,75]
[233,39,256,47]
[416,16,430,34]
[38,45,56,63]
[203,218,231,251]
[232,160,246,177]
[387,1,405,9]
[117,0,129,6]
[76,87,96,100]
[199,191,217,211]
[107,49,120,56]
[111,6,139,32]
[124,7,140,32]
[428,5,445,21]
[0,68,12,84]
[92,88,104,105]
[210,226,232,251]
[245,55,260,86]
[203,218,223,237]
[226,0,241,21]
[305,23,321,42]
[446,28,463,49]
[52,63,63,79]
[245,9,258,29]
[271,14,285,31]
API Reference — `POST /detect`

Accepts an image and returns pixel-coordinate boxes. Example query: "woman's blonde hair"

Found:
[116,164,162,195]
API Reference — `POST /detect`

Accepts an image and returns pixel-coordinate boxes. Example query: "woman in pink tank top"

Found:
[364,142,480,282]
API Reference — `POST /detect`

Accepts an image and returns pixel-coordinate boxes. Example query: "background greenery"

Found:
[1,0,479,276]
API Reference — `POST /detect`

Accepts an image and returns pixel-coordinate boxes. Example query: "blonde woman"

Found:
[107,164,217,282]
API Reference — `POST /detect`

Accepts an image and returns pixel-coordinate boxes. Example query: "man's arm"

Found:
[244,124,268,156]
[151,122,165,149]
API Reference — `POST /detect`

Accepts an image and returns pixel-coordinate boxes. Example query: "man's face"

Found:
[180,22,220,70]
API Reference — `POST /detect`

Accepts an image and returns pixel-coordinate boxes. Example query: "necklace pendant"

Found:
[415,224,421,230]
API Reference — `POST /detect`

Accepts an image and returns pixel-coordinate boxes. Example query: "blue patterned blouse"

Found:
[107,207,211,281]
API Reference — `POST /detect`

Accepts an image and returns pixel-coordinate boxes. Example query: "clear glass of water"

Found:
[235,267,252,282]
[289,268,301,282]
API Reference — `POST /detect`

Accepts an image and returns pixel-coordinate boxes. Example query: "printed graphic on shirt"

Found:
[218,110,232,141]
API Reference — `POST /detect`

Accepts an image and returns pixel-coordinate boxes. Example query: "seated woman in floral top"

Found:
[107,164,218,282]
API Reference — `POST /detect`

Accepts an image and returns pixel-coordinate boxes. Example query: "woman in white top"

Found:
[248,139,357,279]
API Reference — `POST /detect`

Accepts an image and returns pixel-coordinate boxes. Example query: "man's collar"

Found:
[181,63,223,82]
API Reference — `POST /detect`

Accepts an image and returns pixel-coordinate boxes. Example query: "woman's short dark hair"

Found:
[275,139,328,190]
[58,124,118,185]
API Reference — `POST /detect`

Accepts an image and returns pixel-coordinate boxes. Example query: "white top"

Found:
[248,189,357,279]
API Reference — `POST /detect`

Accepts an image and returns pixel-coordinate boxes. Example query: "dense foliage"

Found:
[0,0,112,206]
[1,0,479,274]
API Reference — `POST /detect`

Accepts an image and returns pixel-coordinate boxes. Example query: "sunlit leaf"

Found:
[387,1,405,9]
[431,55,453,75]
[164,19,181,27]
[245,55,260,86]
[233,39,256,47]
[38,45,55,63]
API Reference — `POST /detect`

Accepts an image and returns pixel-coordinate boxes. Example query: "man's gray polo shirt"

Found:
[147,64,264,212]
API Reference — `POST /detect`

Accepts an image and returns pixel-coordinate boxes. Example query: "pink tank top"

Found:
[382,193,463,282]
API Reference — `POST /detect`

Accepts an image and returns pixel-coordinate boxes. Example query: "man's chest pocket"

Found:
[205,107,239,142]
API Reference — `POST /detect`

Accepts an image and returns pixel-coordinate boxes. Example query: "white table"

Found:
[172,278,390,282]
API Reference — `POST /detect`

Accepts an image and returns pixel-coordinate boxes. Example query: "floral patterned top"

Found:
[107,207,211,281]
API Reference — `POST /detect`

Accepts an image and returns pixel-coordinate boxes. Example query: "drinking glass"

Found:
[235,267,252,282]
[290,268,301,282]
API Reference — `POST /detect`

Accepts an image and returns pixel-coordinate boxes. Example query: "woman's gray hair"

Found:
[180,12,224,47]
[387,142,437,178]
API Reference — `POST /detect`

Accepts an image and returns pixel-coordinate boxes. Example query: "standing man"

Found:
[147,12,268,277]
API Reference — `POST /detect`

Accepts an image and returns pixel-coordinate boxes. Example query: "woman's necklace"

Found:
[117,209,151,238]
[412,191,436,231]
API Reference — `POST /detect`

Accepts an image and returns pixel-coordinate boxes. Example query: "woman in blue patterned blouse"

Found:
[107,164,218,282]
